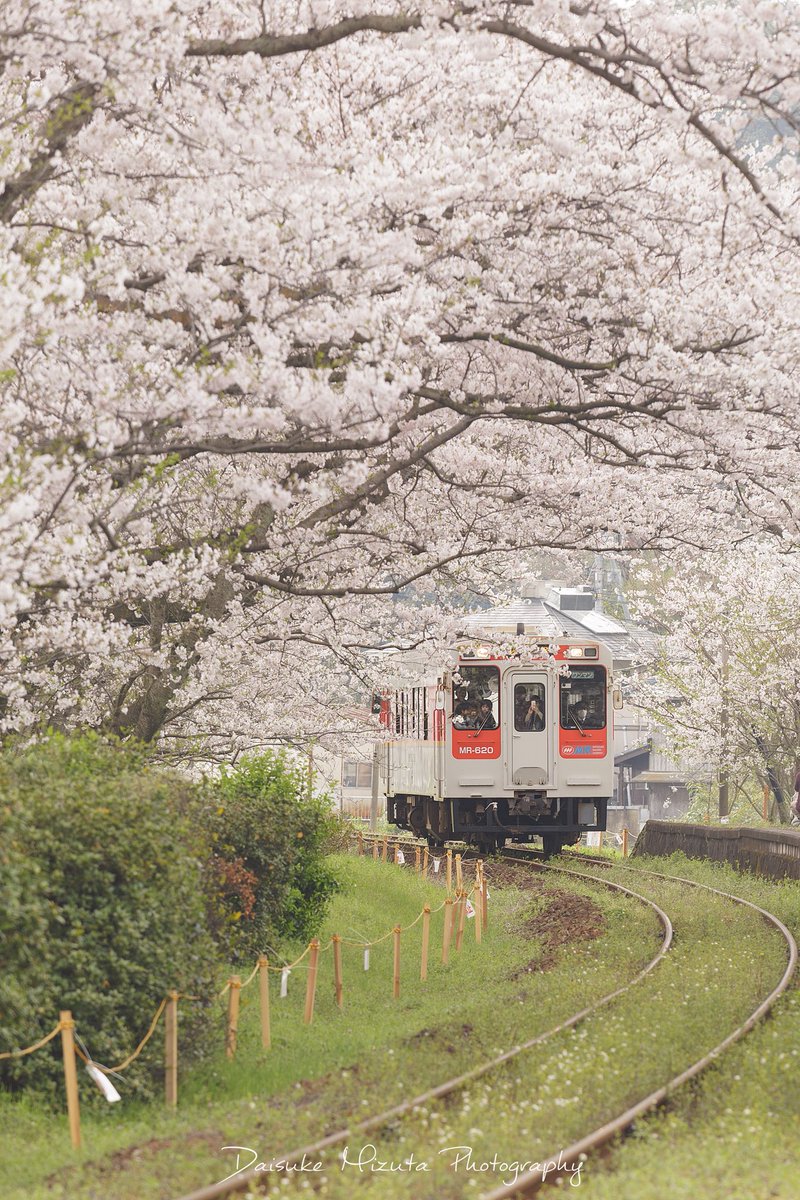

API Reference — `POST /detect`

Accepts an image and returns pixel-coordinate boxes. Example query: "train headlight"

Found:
[565,647,584,658]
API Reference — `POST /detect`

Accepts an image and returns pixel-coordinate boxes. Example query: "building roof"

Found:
[463,598,604,641]
[616,743,651,766]
[462,595,656,665]
[577,610,628,634]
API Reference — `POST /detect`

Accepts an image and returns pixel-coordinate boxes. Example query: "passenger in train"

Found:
[568,702,589,729]
[477,699,497,730]
[453,701,479,729]
[523,696,545,731]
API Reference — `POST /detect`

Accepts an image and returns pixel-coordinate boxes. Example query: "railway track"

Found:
[355,829,614,871]
[480,859,798,1198]
[174,853,669,1200]
[172,841,796,1200]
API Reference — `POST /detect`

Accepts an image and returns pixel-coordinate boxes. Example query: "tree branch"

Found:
[186,13,423,59]
[0,81,100,223]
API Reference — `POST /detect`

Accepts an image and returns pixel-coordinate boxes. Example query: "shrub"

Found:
[202,750,340,961]
[0,733,219,1101]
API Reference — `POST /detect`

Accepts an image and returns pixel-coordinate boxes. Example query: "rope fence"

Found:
[2,837,490,1151]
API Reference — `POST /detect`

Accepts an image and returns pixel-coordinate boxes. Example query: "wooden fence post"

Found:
[373,837,379,860]
[455,891,466,952]
[420,905,431,981]
[422,846,429,876]
[59,1010,81,1149]
[481,867,488,929]
[441,897,454,964]
[415,846,421,874]
[226,977,241,1059]
[304,940,320,1024]
[165,990,179,1106]
[446,848,452,893]
[455,853,463,891]
[332,935,344,1008]
[381,836,388,862]
[475,868,483,944]
[621,828,629,859]
[393,926,401,998]
[258,957,271,1049]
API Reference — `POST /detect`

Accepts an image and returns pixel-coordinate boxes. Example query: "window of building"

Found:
[343,761,373,789]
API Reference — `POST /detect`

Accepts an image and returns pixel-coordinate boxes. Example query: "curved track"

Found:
[173,858,671,1200]
[172,841,796,1200]
[479,859,798,1199]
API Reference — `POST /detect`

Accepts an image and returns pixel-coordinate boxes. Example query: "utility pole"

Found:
[370,742,381,832]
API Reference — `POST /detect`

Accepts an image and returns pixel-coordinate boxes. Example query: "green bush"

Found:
[0,733,219,1101]
[203,750,340,961]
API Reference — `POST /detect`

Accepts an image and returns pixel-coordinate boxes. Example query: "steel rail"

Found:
[355,830,612,870]
[480,863,798,1199]
[172,862,672,1200]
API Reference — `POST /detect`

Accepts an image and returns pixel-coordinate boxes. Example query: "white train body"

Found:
[381,641,615,853]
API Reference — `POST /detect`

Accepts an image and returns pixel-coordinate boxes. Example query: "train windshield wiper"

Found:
[570,713,588,738]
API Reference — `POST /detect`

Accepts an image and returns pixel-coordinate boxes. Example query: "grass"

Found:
[6,849,795,1200]
[274,863,786,1200]
[555,852,800,1199]
[0,853,658,1199]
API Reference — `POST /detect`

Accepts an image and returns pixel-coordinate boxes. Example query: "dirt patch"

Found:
[512,881,606,973]
[482,859,550,890]
[44,1128,227,1189]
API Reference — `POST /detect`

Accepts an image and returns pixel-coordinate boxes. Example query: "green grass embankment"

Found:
[559,852,800,1200]
[0,853,657,1200]
[272,861,785,1200]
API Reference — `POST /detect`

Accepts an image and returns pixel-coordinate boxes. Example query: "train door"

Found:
[505,671,551,788]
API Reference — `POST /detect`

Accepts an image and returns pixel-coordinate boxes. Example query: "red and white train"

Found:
[378,639,617,855]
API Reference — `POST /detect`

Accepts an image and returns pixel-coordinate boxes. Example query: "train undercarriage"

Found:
[387,792,608,858]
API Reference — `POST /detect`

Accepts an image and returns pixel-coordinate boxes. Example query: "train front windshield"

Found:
[559,666,606,729]
[452,664,499,730]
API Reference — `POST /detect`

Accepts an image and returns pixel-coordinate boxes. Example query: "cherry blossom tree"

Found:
[2,1,800,754]
[630,548,800,821]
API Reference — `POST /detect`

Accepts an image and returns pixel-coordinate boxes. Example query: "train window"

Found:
[423,690,430,741]
[514,682,546,732]
[452,664,499,729]
[394,694,401,735]
[559,666,607,729]
[343,761,373,788]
